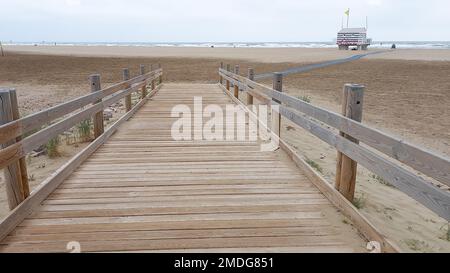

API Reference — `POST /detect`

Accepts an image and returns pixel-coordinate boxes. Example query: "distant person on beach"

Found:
[391,44,396,49]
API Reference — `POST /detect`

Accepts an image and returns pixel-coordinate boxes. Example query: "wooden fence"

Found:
[0,65,163,211]
[219,65,450,222]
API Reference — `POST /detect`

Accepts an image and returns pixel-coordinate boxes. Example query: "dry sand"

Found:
[0,47,449,252]
[367,49,450,61]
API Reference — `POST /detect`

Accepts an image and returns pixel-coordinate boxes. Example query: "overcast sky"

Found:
[1,0,449,42]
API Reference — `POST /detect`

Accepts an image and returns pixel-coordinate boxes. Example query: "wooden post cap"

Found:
[273,72,283,92]
[248,68,254,80]
[122,68,130,80]
[89,74,101,92]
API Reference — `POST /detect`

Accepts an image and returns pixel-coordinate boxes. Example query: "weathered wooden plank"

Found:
[35,199,330,213]
[47,189,319,200]
[33,203,323,217]
[42,194,326,206]
[2,226,338,245]
[112,246,355,253]
[53,184,308,193]
[0,236,346,253]
[21,211,324,226]
[11,218,330,236]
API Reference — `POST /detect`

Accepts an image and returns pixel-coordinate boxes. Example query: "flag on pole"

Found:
[345,8,350,28]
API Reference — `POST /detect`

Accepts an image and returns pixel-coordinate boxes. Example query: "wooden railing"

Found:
[218,65,450,222]
[0,65,163,211]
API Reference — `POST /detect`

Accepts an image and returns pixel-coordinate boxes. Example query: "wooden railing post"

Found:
[271,73,283,138]
[9,89,30,199]
[226,64,231,91]
[140,64,147,99]
[234,65,240,98]
[336,84,365,201]
[247,68,254,105]
[158,63,163,84]
[89,74,104,139]
[0,89,28,209]
[219,62,224,84]
[150,64,156,90]
[122,68,132,112]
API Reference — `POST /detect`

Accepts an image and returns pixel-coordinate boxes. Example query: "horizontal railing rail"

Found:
[0,64,163,211]
[0,69,162,145]
[220,68,450,187]
[218,66,450,221]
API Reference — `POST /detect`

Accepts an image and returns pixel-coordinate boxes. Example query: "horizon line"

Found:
[3,40,450,44]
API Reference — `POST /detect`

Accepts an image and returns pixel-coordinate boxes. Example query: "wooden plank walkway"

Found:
[0,83,367,253]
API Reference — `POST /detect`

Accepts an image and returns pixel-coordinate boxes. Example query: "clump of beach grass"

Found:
[440,223,450,242]
[46,136,61,158]
[404,239,431,252]
[76,119,92,142]
[372,174,394,188]
[352,194,367,209]
[305,158,323,174]
[297,95,311,103]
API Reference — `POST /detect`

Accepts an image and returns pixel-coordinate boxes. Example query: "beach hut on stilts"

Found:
[337,9,371,50]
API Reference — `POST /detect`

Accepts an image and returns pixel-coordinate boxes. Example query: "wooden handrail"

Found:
[0,69,162,145]
[219,68,450,187]
[280,105,450,220]
[0,73,161,171]
[218,67,450,221]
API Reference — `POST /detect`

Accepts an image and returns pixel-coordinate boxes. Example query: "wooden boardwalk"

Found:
[0,83,367,253]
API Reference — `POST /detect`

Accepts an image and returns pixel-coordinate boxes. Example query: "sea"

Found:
[3,41,450,49]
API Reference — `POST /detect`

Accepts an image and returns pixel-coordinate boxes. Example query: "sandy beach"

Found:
[6,45,450,62]
[0,46,449,252]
